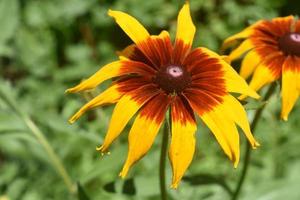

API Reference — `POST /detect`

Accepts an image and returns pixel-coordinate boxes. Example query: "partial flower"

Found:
[67,2,259,188]
[223,16,300,121]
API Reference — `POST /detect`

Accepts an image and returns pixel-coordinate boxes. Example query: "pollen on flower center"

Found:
[154,65,191,94]
[278,33,300,56]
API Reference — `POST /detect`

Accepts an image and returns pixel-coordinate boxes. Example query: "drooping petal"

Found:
[108,10,150,44]
[221,95,259,148]
[69,84,122,123]
[66,61,123,93]
[196,48,260,99]
[66,60,156,93]
[240,50,261,79]
[200,108,240,167]
[227,39,254,61]
[240,53,285,99]
[119,93,170,177]
[241,52,285,100]
[169,96,197,189]
[97,84,159,152]
[222,21,261,51]
[281,56,300,121]
[239,66,275,100]
[187,94,240,167]
[69,77,152,123]
[175,2,195,49]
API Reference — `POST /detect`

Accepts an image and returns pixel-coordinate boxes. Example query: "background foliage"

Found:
[0,0,299,199]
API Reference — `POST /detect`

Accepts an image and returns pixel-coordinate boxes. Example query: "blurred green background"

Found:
[0,0,299,199]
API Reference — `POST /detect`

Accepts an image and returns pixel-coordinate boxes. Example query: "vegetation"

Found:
[0,0,299,199]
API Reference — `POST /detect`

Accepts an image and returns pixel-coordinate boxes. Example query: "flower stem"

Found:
[159,118,170,200]
[0,88,75,194]
[231,83,277,200]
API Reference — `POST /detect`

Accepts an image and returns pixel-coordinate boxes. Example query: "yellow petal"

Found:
[240,50,261,79]
[200,107,240,168]
[108,9,150,44]
[116,44,136,59]
[199,47,260,99]
[175,2,196,47]
[281,61,299,121]
[221,95,259,148]
[119,115,163,177]
[228,39,254,62]
[120,94,169,177]
[240,64,277,100]
[117,30,170,60]
[240,52,285,100]
[66,61,123,93]
[169,98,197,189]
[221,55,231,64]
[221,21,261,51]
[98,86,158,152]
[69,84,122,124]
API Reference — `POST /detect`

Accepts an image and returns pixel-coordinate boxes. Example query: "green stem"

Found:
[231,83,277,200]
[0,89,75,194]
[159,119,169,200]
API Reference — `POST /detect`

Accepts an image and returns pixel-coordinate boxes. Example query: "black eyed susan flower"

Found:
[223,16,300,121]
[67,2,259,188]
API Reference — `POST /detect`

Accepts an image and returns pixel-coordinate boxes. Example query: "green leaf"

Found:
[0,0,19,43]
[183,173,232,195]
[243,179,300,200]
[122,178,136,196]
[103,178,136,196]
[77,182,91,200]
[15,27,56,76]
[7,178,28,200]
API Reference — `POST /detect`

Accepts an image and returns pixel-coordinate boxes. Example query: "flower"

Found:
[222,16,300,121]
[66,2,259,188]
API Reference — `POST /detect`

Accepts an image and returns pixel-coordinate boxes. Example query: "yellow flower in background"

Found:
[66,2,259,188]
[223,16,300,121]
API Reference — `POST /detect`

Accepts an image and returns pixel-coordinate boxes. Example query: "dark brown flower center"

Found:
[278,33,300,56]
[154,65,191,94]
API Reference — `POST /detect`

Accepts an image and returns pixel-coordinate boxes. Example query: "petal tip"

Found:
[233,162,238,169]
[252,141,260,149]
[96,145,104,152]
[242,90,260,100]
[281,111,289,121]
[96,145,111,155]
[68,118,75,124]
[68,111,83,124]
[65,88,74,93]
[221,55,231,64]
[119,162,131,178]
[232,155,239,168]
[107,9,114,17]
[252,92,260,99]
[238,94,247,100]
[119,171,127,179]
[170,183,179,189]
